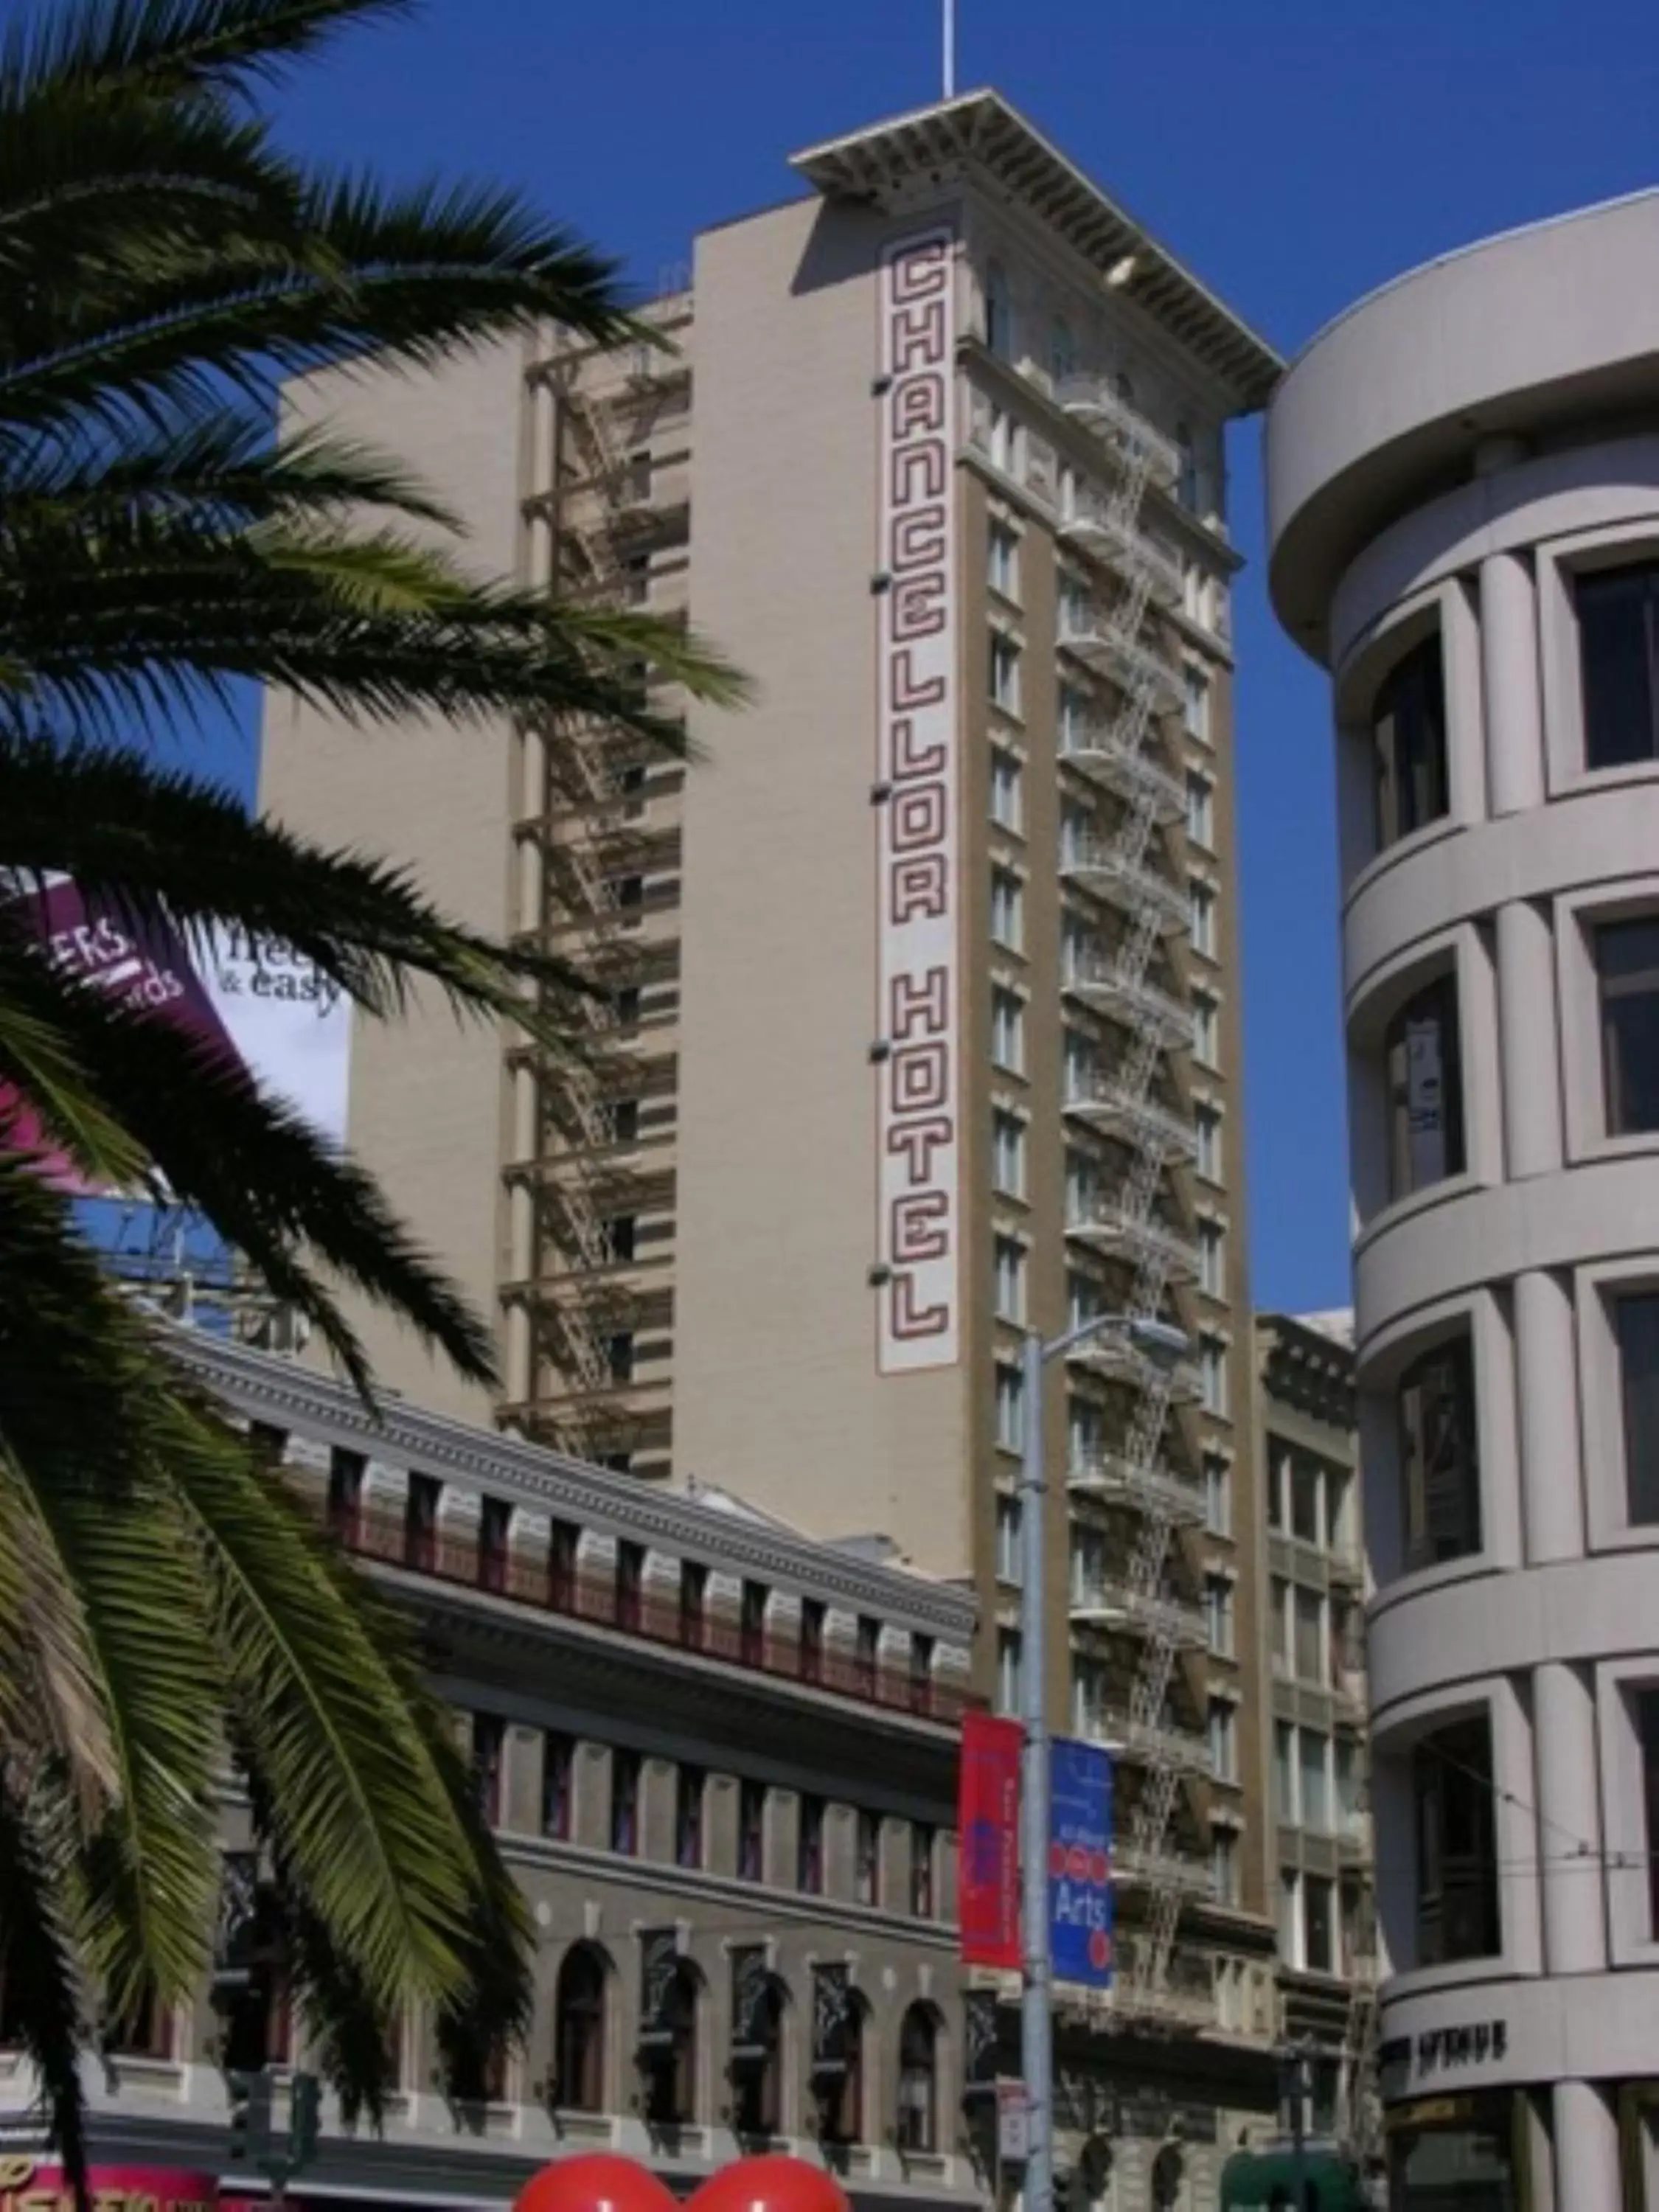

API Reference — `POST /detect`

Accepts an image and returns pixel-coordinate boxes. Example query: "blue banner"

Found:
[1049,1736,1114,1988]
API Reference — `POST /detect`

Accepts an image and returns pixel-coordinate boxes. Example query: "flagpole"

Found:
[942,0,956,98]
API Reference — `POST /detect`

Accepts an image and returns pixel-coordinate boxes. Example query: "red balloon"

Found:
[515,2154,678,2212]
[689,2155,852,2212]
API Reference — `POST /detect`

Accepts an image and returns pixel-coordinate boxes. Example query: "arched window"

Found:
[1152,2142,1185,2209]
[1050,316,1076,385]
[645,1961,700,2127]
[895,2003,939,2153]
[554,1943,608,2113]
[985,262,1012,361]
[732,1975,786,2140]
[825,1990,868,2143]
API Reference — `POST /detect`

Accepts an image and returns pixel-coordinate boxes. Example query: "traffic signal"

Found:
[226,2069,273,2163]
[289,2071,322,2170]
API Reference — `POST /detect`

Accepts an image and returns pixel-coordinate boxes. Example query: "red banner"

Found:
[958,1710,1022,1968]
[0,2163,218,2212]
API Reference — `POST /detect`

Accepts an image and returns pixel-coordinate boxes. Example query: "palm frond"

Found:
[0,1779,90,2199]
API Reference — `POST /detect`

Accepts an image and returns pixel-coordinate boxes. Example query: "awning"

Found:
[1220,2148,1366,2211]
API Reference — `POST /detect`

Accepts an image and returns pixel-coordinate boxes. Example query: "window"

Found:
[1208,1697,1238,1783]
[611,1749,640,1857]
[1049,315,1076,383]
[740,1579,766,1666]
[738,1779,765,1882]
[995,1494,1023,1587]
[855,1615,879,1694]
[542,1731,574,1841]
[1295,1587,1328,1686]
[644,1963,700,2128]
[471,1713,504,1828]
[403,1471,439,1574]
[732,1974,784,2140]
[606,1330,635,1384]
[1337,1739,1363,1835]
[1199,1334,1228,1416]
[1073,1656,1109,1738]
[984,261,1012,358]
[554,1945,607,2113]
[825,1995,866,2144]
[1597,917,1659,1135]
[988,523,1020,601]
[1577,558,1659,769]
[1189,880,1217,959]
[1372,633,1449,848]
[1058,571,1089,639]
[990,632,1022,713]
[615,1540,644,1632]
[1637,1691,1659,1934]
[1385,974,1465,1197]
[1192,992,1219,1066]
[680,1560,707,1650]
[1616,1290,1659,1522]
[1194,1103,1222,1182]
[988,405,1016,476]
[1211,1829,1241,1908]
[1270,1579,1290,1672]
[1206,1575,1234,1658]
[549,1516,579,1609]
[996,1628,1023,1716]
[1278,1870,1301,1965]
[1183,665,1211,742]
[1059,681,1091,751]
[1399,1333,1482,1572]
[1204,1454,1231,1536]
[1186,771,1214,849]
[675,1766,704,1871]
[909,1631,935,1714]
[1065,1150,1096,1229]
[1068,1394,1104,1472]
[479,1495,510,1596]
[1414,1715,1500,1965]
[605,1214,636,1263]
[990,865,1024,950]
[326,1448,364,1546]
[1300,1730,1332,1834]
[995,1363,1026,1451]
[798,1795,824,1895]
[993,1234,1026,1322]
[801,1597,825,1684]
[1292,1458,1324,1545]
[990,745,1023,830]
[105,1983,172,2061]
[896,2006,939,2152]
[991,986,1025,1072]
[1275,1721,1297,1822]
[1304,1875,1337,1975]
[1267,1452,1289,1531]
[1198,1220,1225,1298]
[909,1826,936,1919]
[1176,422,1197,512]
[992,1108,1026,1197]
[856,1809,881,1907]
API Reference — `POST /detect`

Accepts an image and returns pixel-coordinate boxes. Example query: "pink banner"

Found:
[958,1709,1022,1969]
[0,2161,219,2212]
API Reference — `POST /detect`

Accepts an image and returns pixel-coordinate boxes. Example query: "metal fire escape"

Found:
[1056,374,1208,2024]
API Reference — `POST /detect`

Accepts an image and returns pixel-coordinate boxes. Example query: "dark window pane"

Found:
[1579,562,1659,770]
[1597,917,1659,1135]
[1385,975,1465,1200]
[1617,1293,1659,1523]
[554,1945,606,2112]
[1638,1690,1659,1937]
[1413,1716,1500,1964]
[1399,1335,1482,1572]
[739,1780,765,1882]
[798,1795,824,1894]
[1373,633,1450,846]
[611,1750,639,1856]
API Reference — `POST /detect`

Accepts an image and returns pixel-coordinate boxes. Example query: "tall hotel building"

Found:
[263,92,1287,2145]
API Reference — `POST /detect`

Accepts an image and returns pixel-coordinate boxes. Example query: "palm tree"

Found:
[0,0,744,2181]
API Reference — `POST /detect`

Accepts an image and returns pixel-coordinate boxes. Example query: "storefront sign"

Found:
[0,2163,217,2212]
[959,1710,1022,1969]
[1380,2017,1509,2084]
[996,2079,1031,2164]
[875,221,960,1375]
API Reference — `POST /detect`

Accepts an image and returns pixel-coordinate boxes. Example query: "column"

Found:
[1481,549,1545,817]
[1551,2079,1621,2208]
[1534,1662,1606,1974]
[1514,1268,1582,1563]
[1495,899,1562,1180]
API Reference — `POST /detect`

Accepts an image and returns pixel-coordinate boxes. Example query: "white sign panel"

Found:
[876,223,960,1374]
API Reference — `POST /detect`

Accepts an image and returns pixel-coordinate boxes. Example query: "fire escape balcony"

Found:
[1069,1578,1207,1648]
[1064,1197,1200,1284]
[1081,1705,1211,1775]
[1058,716,1186,821]
[1057,600,1183,714]
[1054,373,1183,489]
[1063,1327,1202,1404]
[1060,956,1192,1051]
[1059,835,1186,934]
[1062,1075,1196,1163]
[1113,1838,1214,1897]
[1066,1452,1206,1524]
[1058,487,1184,606]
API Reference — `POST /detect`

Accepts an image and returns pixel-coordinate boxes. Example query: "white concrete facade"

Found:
[1267,194,1659,2208]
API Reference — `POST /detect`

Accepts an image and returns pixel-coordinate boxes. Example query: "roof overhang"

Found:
[792,90,1283,417]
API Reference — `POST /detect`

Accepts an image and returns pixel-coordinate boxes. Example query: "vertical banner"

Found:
[876,223,959,1374]
[810,1961,852,2081]
[729,1944,773,2066]
[637,1926,681,2051]
[1049,1736,1114,1988]
[959,1710,1023,1968]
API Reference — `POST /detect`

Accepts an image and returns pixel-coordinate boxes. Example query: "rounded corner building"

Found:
[1266,195,1659,2209]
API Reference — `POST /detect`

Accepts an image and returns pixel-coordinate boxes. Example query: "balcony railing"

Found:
[1069,1577,1206,1648]
[1053,375,1182,489]
[1058,718,1186,821]
[1065,1197,1200,1282]
[1113,1839,1212,1896]
[1060,957,1191,1049]
[1059,836,1187,933]
[1066,1453,1206,1524]
[1062,1076,1197,1163]
[1082,1705,1211,1775]
[1058,488,1184,606]
[322,1501,966,1724]
[1062,1329,1202,1405]
[1057,600,1183,712]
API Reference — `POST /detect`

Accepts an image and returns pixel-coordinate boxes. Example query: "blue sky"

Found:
[224,0,1659,1310]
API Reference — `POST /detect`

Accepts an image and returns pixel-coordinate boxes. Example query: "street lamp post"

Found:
[1018,1309,1189,2212]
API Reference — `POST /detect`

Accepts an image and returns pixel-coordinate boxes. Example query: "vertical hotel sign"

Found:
[877,223,959,1373]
